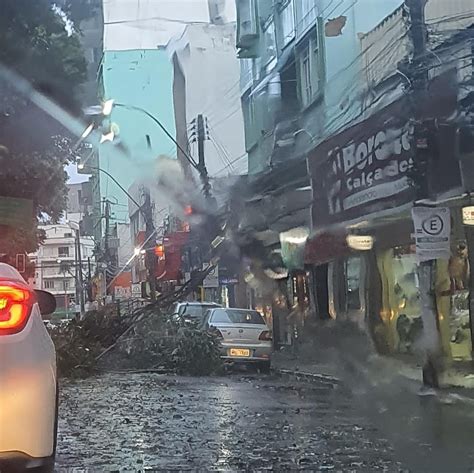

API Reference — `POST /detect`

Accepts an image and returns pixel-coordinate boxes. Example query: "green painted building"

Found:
[98,48,176,215]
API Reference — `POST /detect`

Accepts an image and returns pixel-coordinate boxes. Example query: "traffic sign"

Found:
[0,197,33,227]
[412,206,450,262]
[203,265,219,288]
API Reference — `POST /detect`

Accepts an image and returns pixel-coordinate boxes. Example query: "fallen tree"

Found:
[49,266,223,378]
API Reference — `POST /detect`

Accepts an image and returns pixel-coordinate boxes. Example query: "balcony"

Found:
[236,0,259,58]
[40,254,74,262]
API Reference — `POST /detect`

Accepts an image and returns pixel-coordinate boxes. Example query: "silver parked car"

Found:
[201,308,272,372]
[173,301,222,325]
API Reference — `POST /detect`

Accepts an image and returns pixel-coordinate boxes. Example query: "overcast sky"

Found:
[69,0,236,185]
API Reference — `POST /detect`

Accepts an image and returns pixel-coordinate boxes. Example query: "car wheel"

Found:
[36,383,59,473]
[258,361,271,374]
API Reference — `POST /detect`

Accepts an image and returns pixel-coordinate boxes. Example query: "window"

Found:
[240,58,254,91]
[279,0,295,47]
[297,32,323,107]
[178,304,219,321]
[346,257,362,311]
[64,233,73,238]
[296,0,318,38]
[242,92,258,150]
[44,280,54,289]
[211,309,266,325]
[58,246,70,257]
[262,17,276,67]
[63,280,70,290]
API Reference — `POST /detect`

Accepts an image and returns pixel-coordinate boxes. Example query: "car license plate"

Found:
[229,348,250,357]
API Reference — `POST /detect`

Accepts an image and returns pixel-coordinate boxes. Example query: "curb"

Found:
[273,368,340,387]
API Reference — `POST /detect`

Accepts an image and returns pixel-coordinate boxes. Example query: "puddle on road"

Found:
[56,372,404,472]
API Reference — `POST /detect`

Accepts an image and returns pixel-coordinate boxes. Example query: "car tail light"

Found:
[259,330,272,341]
[0,281,35,335]
[209,326,223,339]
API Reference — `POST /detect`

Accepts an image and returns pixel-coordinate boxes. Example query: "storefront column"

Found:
[465,225,474,358]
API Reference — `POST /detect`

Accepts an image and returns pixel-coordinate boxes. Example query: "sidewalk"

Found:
[271,321,474,399]
[271,334,474,473]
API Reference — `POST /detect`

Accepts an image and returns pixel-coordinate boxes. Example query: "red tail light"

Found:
[209,326,223,339]
[0,281,35,335]
[259,330,272,341]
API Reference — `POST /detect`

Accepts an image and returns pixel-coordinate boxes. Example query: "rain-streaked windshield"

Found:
[1,1,474,471]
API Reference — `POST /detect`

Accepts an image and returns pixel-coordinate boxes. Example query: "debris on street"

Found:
[50,268,223,378]
[56,372,406,472]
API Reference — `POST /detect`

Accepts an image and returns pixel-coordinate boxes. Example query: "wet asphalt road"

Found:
[56,371,402,472]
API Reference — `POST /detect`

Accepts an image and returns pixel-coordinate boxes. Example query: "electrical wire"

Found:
[104,16,209,26]
[203,0,372,118]
[206,106,241,127]
[207,5,410,126]
[208,133,233,168]
[207,123,235,165]
[213,152,248,177]
[209,137,234,173]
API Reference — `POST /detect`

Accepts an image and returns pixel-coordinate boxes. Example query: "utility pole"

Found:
[407,0,440,388]
[143,136,157,301]
[104,198,111,297]
[75,227,85,315]
[87,256,92,302]
[143,189,157,301]
[196,114,211,199]
[74,232,80,313]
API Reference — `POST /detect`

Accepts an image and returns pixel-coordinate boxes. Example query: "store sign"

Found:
[346,235,374,251]
[309,99,415,227]
[219,277,239,285]
[412,206,450,262]
[462,206,474,225]
[308,72,457,229]
[280,227,309,270]
[114,286,131,299]
[0,197,33,227]
[203,265,219,288]
[131,283,141,297]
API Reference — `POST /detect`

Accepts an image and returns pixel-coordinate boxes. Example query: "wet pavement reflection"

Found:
[57,371,403,471]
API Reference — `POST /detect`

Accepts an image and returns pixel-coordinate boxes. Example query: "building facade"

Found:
[31,224,95,315]
[167,20,247,178]
[235,0,474,373]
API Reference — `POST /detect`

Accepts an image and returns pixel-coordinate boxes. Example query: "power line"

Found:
[209,137,233,172]
[207,123,236,168]
[213,152,248,176]
[104,16,210,26]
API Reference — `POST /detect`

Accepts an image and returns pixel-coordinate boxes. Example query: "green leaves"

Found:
[173,326,223,376]
[0,0,88,255]
[49,306,224,378]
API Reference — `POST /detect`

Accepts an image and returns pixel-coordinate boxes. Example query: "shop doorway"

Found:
[313,264,330,320]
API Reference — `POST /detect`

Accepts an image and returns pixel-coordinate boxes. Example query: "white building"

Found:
[103,0,235,51]
[31,224,95,312]
[167,14,247,177]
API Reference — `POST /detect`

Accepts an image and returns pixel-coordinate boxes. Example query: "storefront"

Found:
[306,207,474,364]
[305,72,472,366]
[367,209,473,362]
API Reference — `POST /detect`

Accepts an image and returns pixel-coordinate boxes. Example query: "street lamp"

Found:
[76,163,158,301]
[102,99,114,117]
[100,99,202,176]
[81,123,94,139]
[100,130,115,144]
[76,164,144,214]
